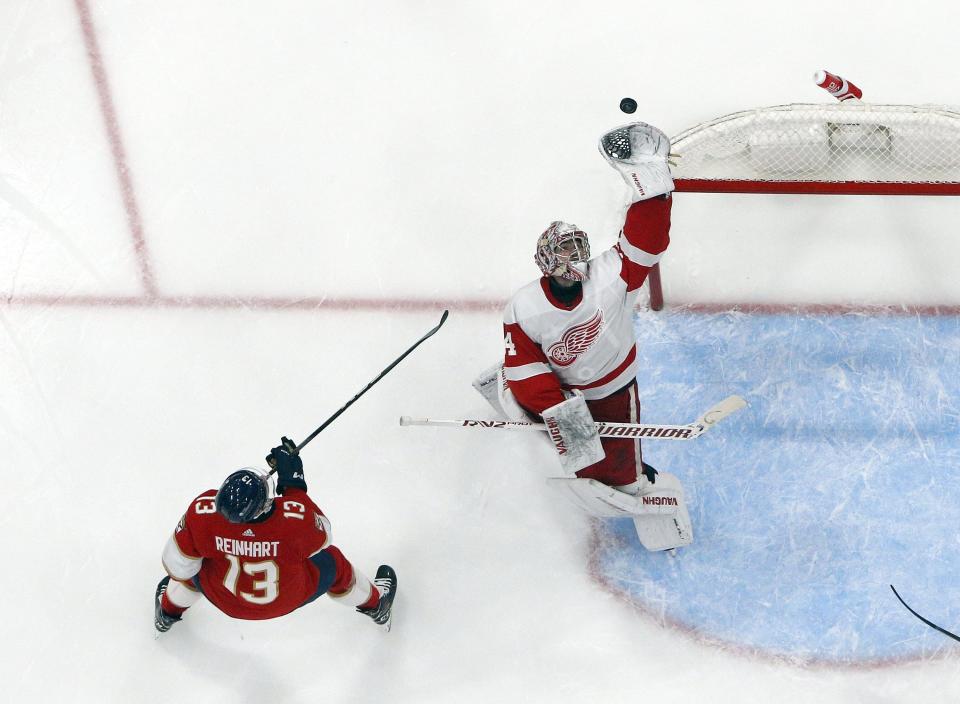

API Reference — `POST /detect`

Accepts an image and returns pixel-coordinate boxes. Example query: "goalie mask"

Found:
[535,221,591,282]
[215,468,275,523]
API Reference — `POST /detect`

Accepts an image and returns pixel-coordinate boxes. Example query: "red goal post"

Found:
[647,101,960,310]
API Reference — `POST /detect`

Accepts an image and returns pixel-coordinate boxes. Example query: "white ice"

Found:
[2,0,960,701]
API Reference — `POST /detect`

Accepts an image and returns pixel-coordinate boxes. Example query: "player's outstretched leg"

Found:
[154,576,182,632]
[356,565,397,629]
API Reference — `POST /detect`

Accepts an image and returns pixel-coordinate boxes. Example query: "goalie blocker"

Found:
[540,391,605,474]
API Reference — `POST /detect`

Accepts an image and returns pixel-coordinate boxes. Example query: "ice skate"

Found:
[154,576,182,633]
[356,565,397,631]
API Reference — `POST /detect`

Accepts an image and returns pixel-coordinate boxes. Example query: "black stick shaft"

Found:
[296,310,449,452]
[267,310,449,471]
[890,584,960,643]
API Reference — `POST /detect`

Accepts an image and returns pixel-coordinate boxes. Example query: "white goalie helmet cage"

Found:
[535,221,591,282]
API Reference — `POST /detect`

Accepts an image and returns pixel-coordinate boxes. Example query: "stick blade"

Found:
[890,584,960,643]
[694,395,748,429]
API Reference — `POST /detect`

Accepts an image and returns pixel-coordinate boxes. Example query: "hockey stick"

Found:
[400,394,746,440]
[890,584,960,643]
[267,310,449,471]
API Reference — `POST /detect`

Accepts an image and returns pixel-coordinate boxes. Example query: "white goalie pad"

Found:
[472,362,527,421]
[550,472,693,552]
[599,122,675,202]
[632,471,693,552]
[541,392,605,475]
[548,477,677,518]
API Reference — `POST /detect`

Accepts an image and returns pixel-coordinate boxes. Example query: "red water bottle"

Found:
[813,70,863,102]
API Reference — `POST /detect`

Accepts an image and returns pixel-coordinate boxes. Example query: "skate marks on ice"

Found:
[589,308,960,666]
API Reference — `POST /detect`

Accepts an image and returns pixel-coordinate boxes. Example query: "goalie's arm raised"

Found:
[617,196,672,292]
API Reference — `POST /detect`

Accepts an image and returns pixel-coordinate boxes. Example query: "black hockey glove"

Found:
[641,462,658,485]
[266,436,307,493]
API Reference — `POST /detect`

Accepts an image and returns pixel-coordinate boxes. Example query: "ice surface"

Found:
[592,310,960,664]
[3,0,960,702]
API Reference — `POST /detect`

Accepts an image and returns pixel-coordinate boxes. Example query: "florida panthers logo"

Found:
[547,310,604,366]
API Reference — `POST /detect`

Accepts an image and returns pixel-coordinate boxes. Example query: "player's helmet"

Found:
[535,221,591,282]
[215,468,274,523]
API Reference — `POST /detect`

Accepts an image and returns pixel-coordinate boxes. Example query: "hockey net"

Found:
[647,100,960,309]
[671,103,960,196]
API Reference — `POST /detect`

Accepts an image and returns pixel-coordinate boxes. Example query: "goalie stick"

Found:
[890,584,960,643]
[400,394,746,440]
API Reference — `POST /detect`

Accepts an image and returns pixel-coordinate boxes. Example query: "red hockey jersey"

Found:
[164,488,332,620]
[502,196,671,414]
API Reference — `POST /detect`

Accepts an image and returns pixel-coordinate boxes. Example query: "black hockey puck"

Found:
[619,97,637,114]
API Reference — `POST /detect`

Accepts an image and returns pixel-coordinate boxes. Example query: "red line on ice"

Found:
[74,0,157,298]
[0,293,505,313]
[5,294,960,316]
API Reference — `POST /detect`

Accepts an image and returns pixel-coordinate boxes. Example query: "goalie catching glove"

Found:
[599,122,675,202]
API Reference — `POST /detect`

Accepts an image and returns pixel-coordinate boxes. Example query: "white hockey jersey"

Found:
[502,196,671,414]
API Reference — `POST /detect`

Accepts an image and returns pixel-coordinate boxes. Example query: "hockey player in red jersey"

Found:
[482,122,693,551]
[154,438,396,631]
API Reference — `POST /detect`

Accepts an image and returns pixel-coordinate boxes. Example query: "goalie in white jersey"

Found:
[482,122,693,551]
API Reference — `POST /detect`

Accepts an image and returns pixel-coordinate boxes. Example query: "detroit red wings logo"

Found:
[547,310,604,366]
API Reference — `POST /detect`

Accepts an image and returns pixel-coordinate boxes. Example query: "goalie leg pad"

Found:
[541,392,605,475]
[632,471,694,551]
[548,477,678,518]
[549,478,645,518]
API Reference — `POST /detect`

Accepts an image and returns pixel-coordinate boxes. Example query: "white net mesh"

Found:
[670,103,960,189]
